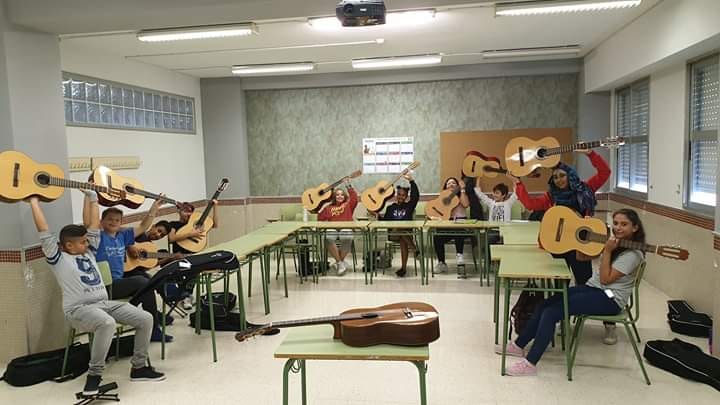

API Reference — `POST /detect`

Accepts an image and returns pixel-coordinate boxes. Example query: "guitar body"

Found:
[462,151,502,178]
[505,136,561,177]
[424,189,460,220]
[124,242,159,271]
[301,183,332,213]
[337,302,440,347]
[92,166,145,209]
[538,206,608,256]
[176,211,214,253]
[0,150,65,202]
[361,180,395,212]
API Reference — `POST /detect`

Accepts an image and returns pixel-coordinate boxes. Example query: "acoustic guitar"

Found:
[361,161,420,212]
[124,242,179,271]
[462,151,540,179]
[301,170,362,213]
[175,178,230,253]
[91,166,179,209]
[235,302,440,347]
[505,137,625,177]
[538,206,689,260]
[0,150,124,202]
[424,188,461,220]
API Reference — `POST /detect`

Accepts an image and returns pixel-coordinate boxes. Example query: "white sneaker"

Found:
[456,253,465,266]
[343,260,351,272]
[182,296,193,311]
[433,262,448,274]
[603,324,617,345]
[337,261,347,276]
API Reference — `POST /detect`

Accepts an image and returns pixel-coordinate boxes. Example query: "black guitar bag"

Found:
[667,300,713,337]
[644,339,720,391]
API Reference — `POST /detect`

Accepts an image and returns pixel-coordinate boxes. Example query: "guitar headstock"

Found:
[347,170,363,179]
[601,137,625,148]
[217,178,230,192]
[235,326,270,342]
[657,245,689,261]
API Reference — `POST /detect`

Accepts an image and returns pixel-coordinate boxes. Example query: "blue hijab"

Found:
[548,163,597,216]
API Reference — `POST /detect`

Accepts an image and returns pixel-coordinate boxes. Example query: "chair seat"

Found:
[581,309,628,323]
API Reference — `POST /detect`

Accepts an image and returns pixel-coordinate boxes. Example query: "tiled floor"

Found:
[1,260,718,404]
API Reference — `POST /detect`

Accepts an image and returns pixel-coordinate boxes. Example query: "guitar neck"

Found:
[269,313,366,329]
[544,140,601,157]
[484,166,508,174]
[195,188,223,226]
[323,177,348,194]
[143,252,175,259]
[46,176,113,194]
[588,233,657,254]
[126,186,178,206]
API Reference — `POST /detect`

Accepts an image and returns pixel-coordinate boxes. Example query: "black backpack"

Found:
[510,280,545,337]
[1,343,89,387]
[667,300,713,337]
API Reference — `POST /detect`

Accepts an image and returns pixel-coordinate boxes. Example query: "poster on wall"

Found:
[362,137,414,174]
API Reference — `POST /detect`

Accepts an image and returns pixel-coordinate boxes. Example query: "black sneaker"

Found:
[83,374,102,396]
[130,366,166,382]
[395,268,407,278]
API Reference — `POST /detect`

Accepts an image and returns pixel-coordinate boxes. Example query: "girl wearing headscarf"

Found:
[513,150,611,284]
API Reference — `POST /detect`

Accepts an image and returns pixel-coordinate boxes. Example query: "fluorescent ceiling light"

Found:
[482,46,580,59]
[309,9,435,30]
[352,54,442,70]
[137,23,257,42]
[495,0,641,16]
[231,62,315,75]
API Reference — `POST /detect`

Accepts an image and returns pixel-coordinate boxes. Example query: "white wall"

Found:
[585,0,720,92]
[60,42,206,222]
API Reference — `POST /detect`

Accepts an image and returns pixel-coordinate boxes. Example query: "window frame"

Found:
[613,78,650,199]
[62,72,196,135]
[684,54,719,215]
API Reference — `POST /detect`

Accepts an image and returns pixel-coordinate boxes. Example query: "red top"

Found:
[318,188,358,221]
[515,151,611,212]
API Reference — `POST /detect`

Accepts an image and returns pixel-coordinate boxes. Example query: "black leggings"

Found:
[111,276,159,330]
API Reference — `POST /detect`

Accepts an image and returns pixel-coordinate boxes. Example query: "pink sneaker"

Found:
[494,341,524,357]
[506,359,537,376]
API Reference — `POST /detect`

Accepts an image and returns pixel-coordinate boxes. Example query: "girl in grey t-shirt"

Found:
[498,208,646,376]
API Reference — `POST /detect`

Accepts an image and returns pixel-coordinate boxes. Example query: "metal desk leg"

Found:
[161,292,167,360]
[412,361,428,405]
[194,280,202,335]
[261,248,270,315]
[282,359,294,405]
[562,279,571,381]
[494,272,501,344]
[236,266,246,330]
[281,243,289,298]
[368,229,374,285]
[501,278,512,375]
[364,229,370,285]
[247,258,253,298]
[282,359,306,405]
[300,360,307,405]
[205,274,217,362]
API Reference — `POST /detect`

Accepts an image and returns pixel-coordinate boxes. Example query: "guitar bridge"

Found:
[555,218,564,242]
[403,308,412,318]
[518,146,525,167]
[13,163,19,188]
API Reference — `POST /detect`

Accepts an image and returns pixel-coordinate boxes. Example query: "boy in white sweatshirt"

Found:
[475,182,517,223]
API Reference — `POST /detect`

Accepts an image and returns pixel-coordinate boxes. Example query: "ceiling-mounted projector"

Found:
[336,0,386,27]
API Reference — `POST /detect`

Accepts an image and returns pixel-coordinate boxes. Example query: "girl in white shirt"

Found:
[474,182,518,223]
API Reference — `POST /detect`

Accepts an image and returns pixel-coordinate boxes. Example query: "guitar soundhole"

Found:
[577,229,589,243]
[139,251,148,259]
[536,148,547,158]
[35,173,50,186]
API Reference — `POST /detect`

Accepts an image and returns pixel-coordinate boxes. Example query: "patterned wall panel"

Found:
[246,74,578,196]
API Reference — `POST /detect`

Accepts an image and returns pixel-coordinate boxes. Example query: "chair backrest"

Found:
[281,204,304,221]
[414,202,426,220]
[511,201,523,220]
[96,261,113,287]
[628,260,647,321]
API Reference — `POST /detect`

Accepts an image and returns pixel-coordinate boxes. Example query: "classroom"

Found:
[0,1,719,404]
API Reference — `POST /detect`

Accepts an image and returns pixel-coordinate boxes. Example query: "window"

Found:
[62,73,195,134]
[688,56,719,207]
[615,79,649,193]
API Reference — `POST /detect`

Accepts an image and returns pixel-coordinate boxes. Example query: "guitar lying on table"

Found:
[124,242,181,271]
[91,166,179,209]
[0,150,126,202]
[505,137,625,177]
[175,178,230,253]
[235,302,440,347]
[538,206,689,260]
[301,170,362,213]
[462,151,540,179]
[361,161,420,213]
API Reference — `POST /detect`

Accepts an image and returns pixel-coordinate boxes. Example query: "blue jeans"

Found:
[515,285,620,365]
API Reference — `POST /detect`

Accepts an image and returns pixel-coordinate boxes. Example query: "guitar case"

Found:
[644,339,720,391]
[667,300,713,337]
[129,250,238,306]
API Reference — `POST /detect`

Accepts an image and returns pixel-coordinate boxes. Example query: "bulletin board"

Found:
[440,128,574,193]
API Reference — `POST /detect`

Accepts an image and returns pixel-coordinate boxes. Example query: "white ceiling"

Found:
[7,0,661,78]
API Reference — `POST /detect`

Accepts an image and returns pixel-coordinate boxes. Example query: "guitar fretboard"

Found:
[586,232,657,254]
[125,186,178,206]
[543,140,601,157]
[47,177,111,193]
[269,313,366,328]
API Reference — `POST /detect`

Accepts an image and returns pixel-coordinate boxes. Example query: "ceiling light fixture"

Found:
[231,62,315,75]
[352,54,442,70]
[137,23,257,42]
[309,9,436,30]
[495,0,641,16]
[482,45,581,59]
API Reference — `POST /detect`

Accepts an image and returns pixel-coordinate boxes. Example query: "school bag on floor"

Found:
[510,280,545,337]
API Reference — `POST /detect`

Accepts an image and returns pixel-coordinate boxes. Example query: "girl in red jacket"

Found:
[318,179,358,276]
[513,150,610,285]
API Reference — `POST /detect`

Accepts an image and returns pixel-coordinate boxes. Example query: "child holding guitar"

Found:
[513,149,610,285]
[318,178,358,276]
[368,173,419,277]
[498,209,645,376]
[431,177,470,275]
